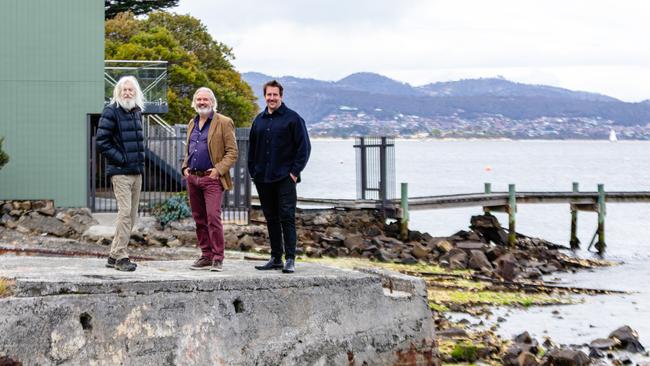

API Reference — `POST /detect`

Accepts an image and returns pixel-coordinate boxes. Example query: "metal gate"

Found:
[88,118,251,224]
[354,136,396,203]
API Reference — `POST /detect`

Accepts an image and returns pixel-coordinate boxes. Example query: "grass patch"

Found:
[429,288,567,307]
[0,278,15,297]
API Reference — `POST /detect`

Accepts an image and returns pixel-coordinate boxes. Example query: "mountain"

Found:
[242,72,650,139]
[417,77,618,102]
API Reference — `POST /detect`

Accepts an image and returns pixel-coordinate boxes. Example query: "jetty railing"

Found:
[295,182,650,255]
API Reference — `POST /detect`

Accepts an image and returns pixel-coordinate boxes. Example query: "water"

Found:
[301,139,650,347]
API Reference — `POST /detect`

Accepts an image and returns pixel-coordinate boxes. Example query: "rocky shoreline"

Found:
[1,199,648,365]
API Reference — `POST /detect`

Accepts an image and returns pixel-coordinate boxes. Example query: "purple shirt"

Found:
[187,113,213,171]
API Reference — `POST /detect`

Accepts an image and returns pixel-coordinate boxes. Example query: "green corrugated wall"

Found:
[0,0,104,207]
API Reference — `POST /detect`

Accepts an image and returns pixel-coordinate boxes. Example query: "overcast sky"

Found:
[171,0,650,102]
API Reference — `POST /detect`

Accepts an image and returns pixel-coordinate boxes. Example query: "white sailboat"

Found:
[609,129,618,142]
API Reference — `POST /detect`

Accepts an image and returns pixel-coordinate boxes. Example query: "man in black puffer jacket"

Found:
[96,76,145,272]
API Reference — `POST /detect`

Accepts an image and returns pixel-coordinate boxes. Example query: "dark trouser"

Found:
[255,176,297,260]
[187,175,225,262]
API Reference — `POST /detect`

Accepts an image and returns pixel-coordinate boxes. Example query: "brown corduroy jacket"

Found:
[181,113,238,190]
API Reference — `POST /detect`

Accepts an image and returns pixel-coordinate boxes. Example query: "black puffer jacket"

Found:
[96,103,145,177]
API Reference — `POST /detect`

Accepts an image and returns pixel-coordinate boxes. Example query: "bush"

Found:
[152,192,191,227]
[0,137,9,171]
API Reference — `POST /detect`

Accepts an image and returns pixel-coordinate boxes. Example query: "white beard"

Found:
[118,98,136,110]
[195,106,212,116]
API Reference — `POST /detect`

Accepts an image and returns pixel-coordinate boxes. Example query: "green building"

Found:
[0,0,104,207]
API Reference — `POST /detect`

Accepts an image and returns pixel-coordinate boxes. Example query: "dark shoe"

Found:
[115,258,137,272]
[106,257,116,268]
[282,258,295,274]
[210,260,223,272]
[190,257,212,270]
[255,257,284,270]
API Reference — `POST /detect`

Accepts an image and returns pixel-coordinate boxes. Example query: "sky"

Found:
[170,0,650,102]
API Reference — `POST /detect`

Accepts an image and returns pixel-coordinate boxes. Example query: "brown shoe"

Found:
[190,257,212,270]
[210,260,223,272]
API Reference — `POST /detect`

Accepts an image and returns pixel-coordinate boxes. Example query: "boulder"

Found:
[544,348,591,366]
[17,213,69,237]
[589,338,619,350]
[456,241,488,251]
[468,250,493,272]
[608,325,645,352]
[343,234,365,251]
[495,253,519,281]
[238,235,256,251]
[434,240,454,254]
[518,351,539,366]
[411,243,430,259]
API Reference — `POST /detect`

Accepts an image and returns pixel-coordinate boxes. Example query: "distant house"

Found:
[0,0,104,207]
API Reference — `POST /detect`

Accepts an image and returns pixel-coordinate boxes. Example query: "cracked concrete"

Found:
[0,255,438,365]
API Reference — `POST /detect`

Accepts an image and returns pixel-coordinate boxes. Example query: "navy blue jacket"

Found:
[96,103,145,177]
[248,103,311,183]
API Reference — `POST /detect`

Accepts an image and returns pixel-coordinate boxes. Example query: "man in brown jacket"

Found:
[181,87,238,271]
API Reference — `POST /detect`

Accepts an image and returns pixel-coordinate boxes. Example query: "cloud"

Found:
[171,0,650,101]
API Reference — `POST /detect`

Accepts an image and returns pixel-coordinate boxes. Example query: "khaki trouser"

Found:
[110,174,142,260]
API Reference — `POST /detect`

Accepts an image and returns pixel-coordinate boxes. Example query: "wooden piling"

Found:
[508,184,516,246]
[400,182,409,241]
[483,183,492,213]
[595,183,606,254]
[570,182,580,250]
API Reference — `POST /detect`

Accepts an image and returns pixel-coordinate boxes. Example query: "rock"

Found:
[588,347,605,358]
[168,230,197,246]
[312,214,329,226]
[19,201,32,211]
[456,241,488,251]
[17,213,70,237]
[502,344,524,366]
[518,351,539,366]
[468,250,493,271]
[224,232,239,247]
[590,338,620,350]
[495,253,519,281]
[411,243,430,259]
[36,201,56,216]
[399,255,418,265]
[1,202,12,215]
[514,331,533,344]
[545,348,591,366]
[343,234,365,251]
[408,230,422,242]
[238,235,256,251]
[168,218,196,232]
[519,267,543,280]
[608,325,645,352]
[470,213,508,245]
[166,239,182,248]
[440,248,468,270]
[132,216,159,234]
[81,225,115,242]
[1,214,12,226]
[437,327,468,338]
[434,240,454,254]
[59,209,98,236]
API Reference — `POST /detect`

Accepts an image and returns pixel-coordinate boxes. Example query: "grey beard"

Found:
[118,98,136,110]
[195,107,212,116]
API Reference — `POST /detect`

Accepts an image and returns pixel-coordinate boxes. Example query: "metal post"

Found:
[508,184,516,246]
[379,137,388,216]
[484,182,492,194]
[570,182,580,250]
[595,183,606,254]
[400,183,409,241]
[359,137,367,199]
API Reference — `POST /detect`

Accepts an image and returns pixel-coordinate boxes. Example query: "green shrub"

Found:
[0,137,9,171]
[152,192,191,227]
[450,342,479,362]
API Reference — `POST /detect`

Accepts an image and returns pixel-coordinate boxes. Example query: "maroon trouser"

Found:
[187,174,225,261]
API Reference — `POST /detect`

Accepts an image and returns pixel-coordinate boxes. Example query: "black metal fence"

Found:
[88,118,251,224]
[354,136,396,202]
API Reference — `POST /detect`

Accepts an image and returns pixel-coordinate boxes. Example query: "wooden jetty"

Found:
[293,182,650,255]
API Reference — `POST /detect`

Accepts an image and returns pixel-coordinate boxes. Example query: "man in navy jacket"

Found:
[96,76,145,272]
[248,80,311,273]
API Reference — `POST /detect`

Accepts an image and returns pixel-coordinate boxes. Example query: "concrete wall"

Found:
[0,258,438,365]
[0,0,104,206]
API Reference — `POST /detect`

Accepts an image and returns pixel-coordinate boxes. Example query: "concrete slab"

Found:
[0,255,438,365]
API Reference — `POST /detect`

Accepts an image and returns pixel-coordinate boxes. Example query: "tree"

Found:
[0,137,9,171]
[105,0,179,20]
[105,12,258,126]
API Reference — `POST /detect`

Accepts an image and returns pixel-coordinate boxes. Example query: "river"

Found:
[301,139,650,347]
